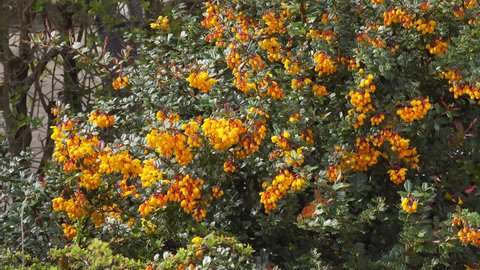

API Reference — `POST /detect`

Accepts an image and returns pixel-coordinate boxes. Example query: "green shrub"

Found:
[42,0,480,268]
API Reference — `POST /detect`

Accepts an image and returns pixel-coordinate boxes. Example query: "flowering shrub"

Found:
[43,0,480,268]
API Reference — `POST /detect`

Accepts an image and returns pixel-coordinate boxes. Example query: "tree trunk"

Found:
[0,1,16,152]
[127,0,144,25]
[1,0,35,156]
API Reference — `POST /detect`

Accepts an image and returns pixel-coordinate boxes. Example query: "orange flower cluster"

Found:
[181,121,203,148]
[139,174,215,221]
[260,170,306,214]
[52,192,88,220]
[291,78,311,91]
[307,29,335,43]
[156,111,180,123]
[300,128,314,145]
[52,123,128,191]
[383,8,413,28]
[248,54,265,71]
[328,129,419,184]
[211,186,224,198]
[440,69,480,103]
[235,125,267,158]
[260,37,282,62]
[265,80,285,99]
[312,84,328,97]
[344,137,382,171]
[234,108,268,159]
[89,111,114,128]
[186,71,217,93]
[53,191,102,239]
[284,148,305,167]
[396,98,431,123]
[146,129,193,166]
[348,74,376,129]
[232,12,252,43]
[289,113,300,122]
[150,15,169,30]
[326,165,342,182]
[223,159,236,173]
[370,113,385,125]
[51,123,97,169]
[201,2,224,46]
[139,159,165,188]
[98,150,142,179]
[271,131,290,149]
[313,52,337,76]
[139,193,168,216]
[112,76,128,90]
[201,2,219,29]
[426,39,448,55]
[383,7,437,35]
[232,67,256,93]
[449,84,480,103]
[440,69,462,84]
[357,32,386,48]
[384,131,420,169]
[51,118,164,231]
[347,58,360,70]
[202,118,246,151]
[401,196,418,214]
[262,11,288,35]
[192,236,204,258]
[388,167,408,184]
[62,223,77,240]
[199,4,341,105]
[120,178,138,198]
[168,174,206,221]
[79,170,102,190]
[414,19,436,35]
[452,217,480,246]
[282,58,301,75]
[270,129,305,167]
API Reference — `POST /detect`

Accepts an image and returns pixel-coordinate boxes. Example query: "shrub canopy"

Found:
[41,0,480,269]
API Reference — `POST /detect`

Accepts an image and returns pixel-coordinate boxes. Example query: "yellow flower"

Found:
[313,52,337,76]
[312,84,328,97]
[396,98,431,123]
[112,76,128,90]
[62,223,77,240]
[150,16,169,30]
[192,236,203,247]
[202,118,245,150]
[223,159,236,173]
[426,39,448,55]
[89,112,114,128]
[401,197,418,214]
[387,167,407,184]
[260,170,306,214]
[52,197,65,211]
[186,71,216,93]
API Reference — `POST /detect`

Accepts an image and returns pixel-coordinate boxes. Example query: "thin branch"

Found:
[23,48,60,90]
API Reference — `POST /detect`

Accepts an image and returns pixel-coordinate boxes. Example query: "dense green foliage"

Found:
[2,0,480,269]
